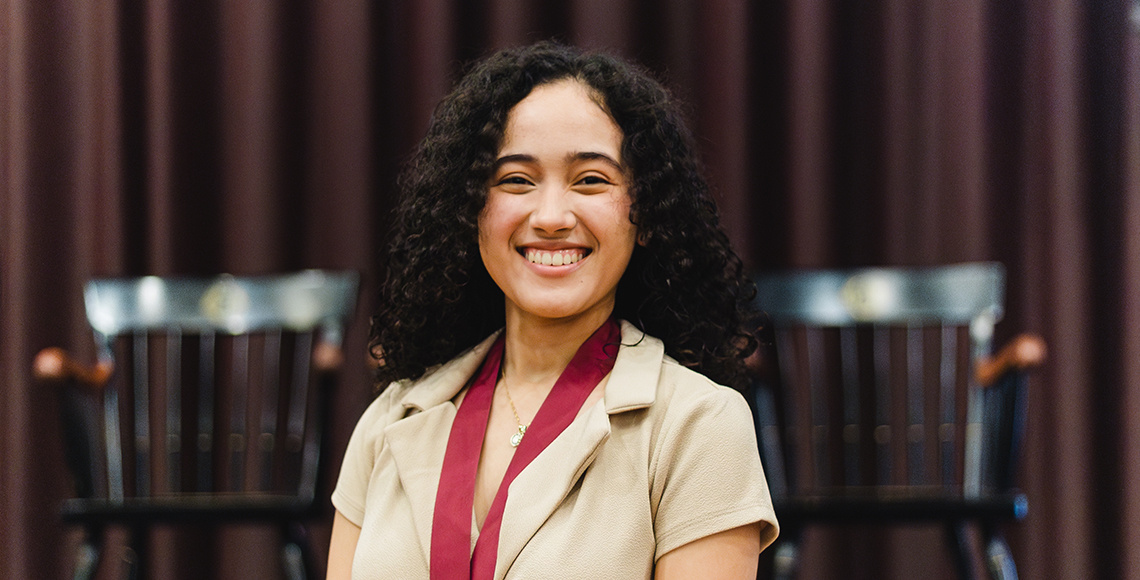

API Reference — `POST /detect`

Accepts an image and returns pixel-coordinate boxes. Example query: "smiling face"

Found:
[478,78,638,329]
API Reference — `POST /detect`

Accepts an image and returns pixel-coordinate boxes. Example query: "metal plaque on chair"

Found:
[199,277,251,332]
[839,272,897,321]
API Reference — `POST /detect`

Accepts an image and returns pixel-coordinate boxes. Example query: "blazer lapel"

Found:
[493,400,612,578]
[379,322,663,575]
[492,322,664,578]
[383,332,501,565]
[385,403,457,564]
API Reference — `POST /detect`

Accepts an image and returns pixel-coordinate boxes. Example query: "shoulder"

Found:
[610,321,751,437]
[346,380,417,447]
[661,358,749,413]
[622,321,747,412]
[651,358,755,449]
[628,333,776,557]
[613,324,755,459]
[610,320,749,413]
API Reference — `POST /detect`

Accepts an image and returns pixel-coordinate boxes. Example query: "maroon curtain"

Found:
[2,0,1137,578]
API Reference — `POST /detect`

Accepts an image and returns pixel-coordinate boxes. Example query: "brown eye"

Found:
[574,174,613,194]
[494,175,535,193]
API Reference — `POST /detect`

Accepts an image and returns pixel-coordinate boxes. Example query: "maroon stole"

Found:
[430,319,621,580]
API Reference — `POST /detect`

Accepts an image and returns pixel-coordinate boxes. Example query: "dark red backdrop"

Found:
[2,0,1138,578]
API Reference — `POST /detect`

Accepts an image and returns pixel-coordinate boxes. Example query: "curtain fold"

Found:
[2,0,1137,578]
[1123,10,1140,574]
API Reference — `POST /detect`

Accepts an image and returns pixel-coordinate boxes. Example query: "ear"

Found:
[636,229,649,247]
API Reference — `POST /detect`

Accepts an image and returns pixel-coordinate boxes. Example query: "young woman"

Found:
[328,42,777,579]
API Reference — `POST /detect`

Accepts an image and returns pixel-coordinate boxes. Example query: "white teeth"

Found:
[525,249,584,266]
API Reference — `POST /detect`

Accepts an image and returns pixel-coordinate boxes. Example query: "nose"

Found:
[529,186,576,234]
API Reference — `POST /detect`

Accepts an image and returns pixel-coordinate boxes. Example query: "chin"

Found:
[510,296,613,324]
[525,306,591,321]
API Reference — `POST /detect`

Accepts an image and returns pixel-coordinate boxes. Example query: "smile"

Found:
[523,248,588,266]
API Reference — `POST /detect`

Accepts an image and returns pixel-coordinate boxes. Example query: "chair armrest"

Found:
[35,347,110,499]
[975,334,1047,387]
[33,347,114,391]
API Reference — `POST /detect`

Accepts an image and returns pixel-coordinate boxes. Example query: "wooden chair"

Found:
[750,262,1045,580]
[34,270,359,580]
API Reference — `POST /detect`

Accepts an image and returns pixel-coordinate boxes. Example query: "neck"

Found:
[501,308,614,390]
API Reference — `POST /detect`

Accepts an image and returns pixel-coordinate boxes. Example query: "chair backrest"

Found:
[751,262,1011,500]
[75,270,358,505]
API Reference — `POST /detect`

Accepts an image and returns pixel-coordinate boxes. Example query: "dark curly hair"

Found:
[370,41,757,389]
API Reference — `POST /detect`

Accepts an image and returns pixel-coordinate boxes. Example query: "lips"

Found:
[521,248,589,266]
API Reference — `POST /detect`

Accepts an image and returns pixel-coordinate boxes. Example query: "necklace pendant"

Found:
[510,424,527,447]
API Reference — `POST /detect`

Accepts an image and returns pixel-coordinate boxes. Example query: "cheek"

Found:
[476,221,499,269]
[606,199,638,245]
[476,215,489,256]
[477,201,519,262]
[477,201,502,246]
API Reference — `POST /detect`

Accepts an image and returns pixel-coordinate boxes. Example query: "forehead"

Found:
[498,79,623,158]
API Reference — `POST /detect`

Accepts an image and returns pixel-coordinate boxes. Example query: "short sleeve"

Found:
[650,386,779,558]
[331,388,401,526]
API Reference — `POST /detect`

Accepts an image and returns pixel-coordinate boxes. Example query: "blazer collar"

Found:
[400,329,503,414]
[384,320,665,574]
[381,331,502,563]
[603,320,663,413]
[400,320,663,416]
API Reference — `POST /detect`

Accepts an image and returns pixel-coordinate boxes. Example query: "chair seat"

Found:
[61,494,317,525]
[775,488,1028,524]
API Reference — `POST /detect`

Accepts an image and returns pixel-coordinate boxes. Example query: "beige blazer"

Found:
[332,321,778,579]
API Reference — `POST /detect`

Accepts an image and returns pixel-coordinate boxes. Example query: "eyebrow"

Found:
[570,151,623,170]
[491,151,624,171]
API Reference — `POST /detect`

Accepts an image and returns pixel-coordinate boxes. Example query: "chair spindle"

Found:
[839,326,860,486]
[133,330,150,497]
[260,330,283,491]
[166,330,183,493]
[230,334,250,492]
[938,325,958,486]
[873,325,892,485]
[198,332,216,492]
[291,331,315,495]
[906,325,925,486]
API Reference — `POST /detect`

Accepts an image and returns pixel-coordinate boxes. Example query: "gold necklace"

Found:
[501,374,529,447]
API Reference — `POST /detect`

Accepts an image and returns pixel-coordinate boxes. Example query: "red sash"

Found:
[430,319,621,579]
